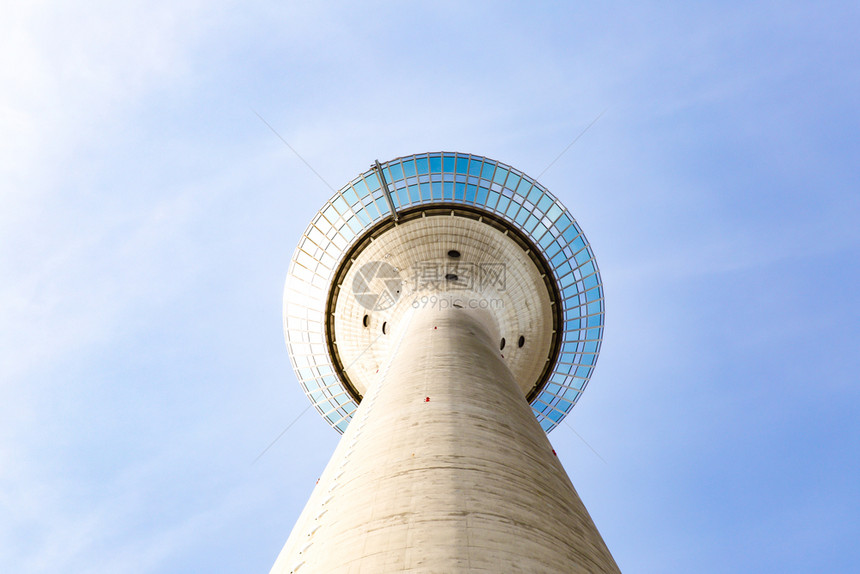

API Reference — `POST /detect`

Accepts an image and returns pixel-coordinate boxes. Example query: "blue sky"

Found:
[1,2,858,572]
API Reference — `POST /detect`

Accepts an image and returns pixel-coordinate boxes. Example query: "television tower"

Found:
[273,152,619,573]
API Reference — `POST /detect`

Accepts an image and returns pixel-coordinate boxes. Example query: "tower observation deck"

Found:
[273,152,619,573]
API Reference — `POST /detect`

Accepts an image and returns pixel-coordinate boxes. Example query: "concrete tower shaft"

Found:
[270,307,620,573]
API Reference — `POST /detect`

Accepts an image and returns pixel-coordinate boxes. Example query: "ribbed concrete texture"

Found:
[270,307,620,573]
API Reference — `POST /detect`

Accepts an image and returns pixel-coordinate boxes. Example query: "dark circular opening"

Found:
[447,249,461,258]
[518,335,525,348]
[362,314,369,327]
[382,321,388,334]
[445,273,458,281]
[500,338,506,350]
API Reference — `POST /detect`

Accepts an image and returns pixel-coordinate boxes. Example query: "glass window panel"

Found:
[562,284,580,299]
[402,159,416,177]
[343,187,359,206]
[430,155,442,172]
[468,159,482,176]
[486,190,500,209]
[557,261,573,279]
[537,194,553,213]
[333,196,349,214]
[420,182,432,200]
[563,226,580,243]
[493,167,509,185]
[416,156,429,174]
[550,372,568,385]
[476,186,488,205]
[546,203,562,222]
[364,199,381,219]
[556,213,572,230]
[374,197,390,215]
[388,162,403,181]
[365,175,380,191]
[514,207,529,225]
[346,216,362,234]
[537,227,553,248]
[506,173,521,191]
[353,179,368,197]
[323,204,338,223]
[454,182,465,200]
[456,156,469,174]
[396,186,409,206]
[443,154,455,172]
[559,273,576,288]
[431,181,442,200]
[481,162,495,180]
[409,185,421,203]
[465,184,477,202]
[303,379,320,391]
[443,181,454,200]
[496,196,510,213]
[579,261,595,276]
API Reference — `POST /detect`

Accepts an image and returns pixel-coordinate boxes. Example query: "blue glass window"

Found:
[388,162,403,181]
[476,186,488,204]
[493,167,509,185]
[343,186,359,206]
[468,159,482,176]
[420,183,432,201]
[481,162,495,180]
[537,194,553,213]
[416,156,429,174]
[432,181,442,200]
[430,155,442,173]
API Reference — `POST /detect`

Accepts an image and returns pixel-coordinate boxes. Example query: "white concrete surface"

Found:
[332,212,555,400]
[270,306,620,573]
